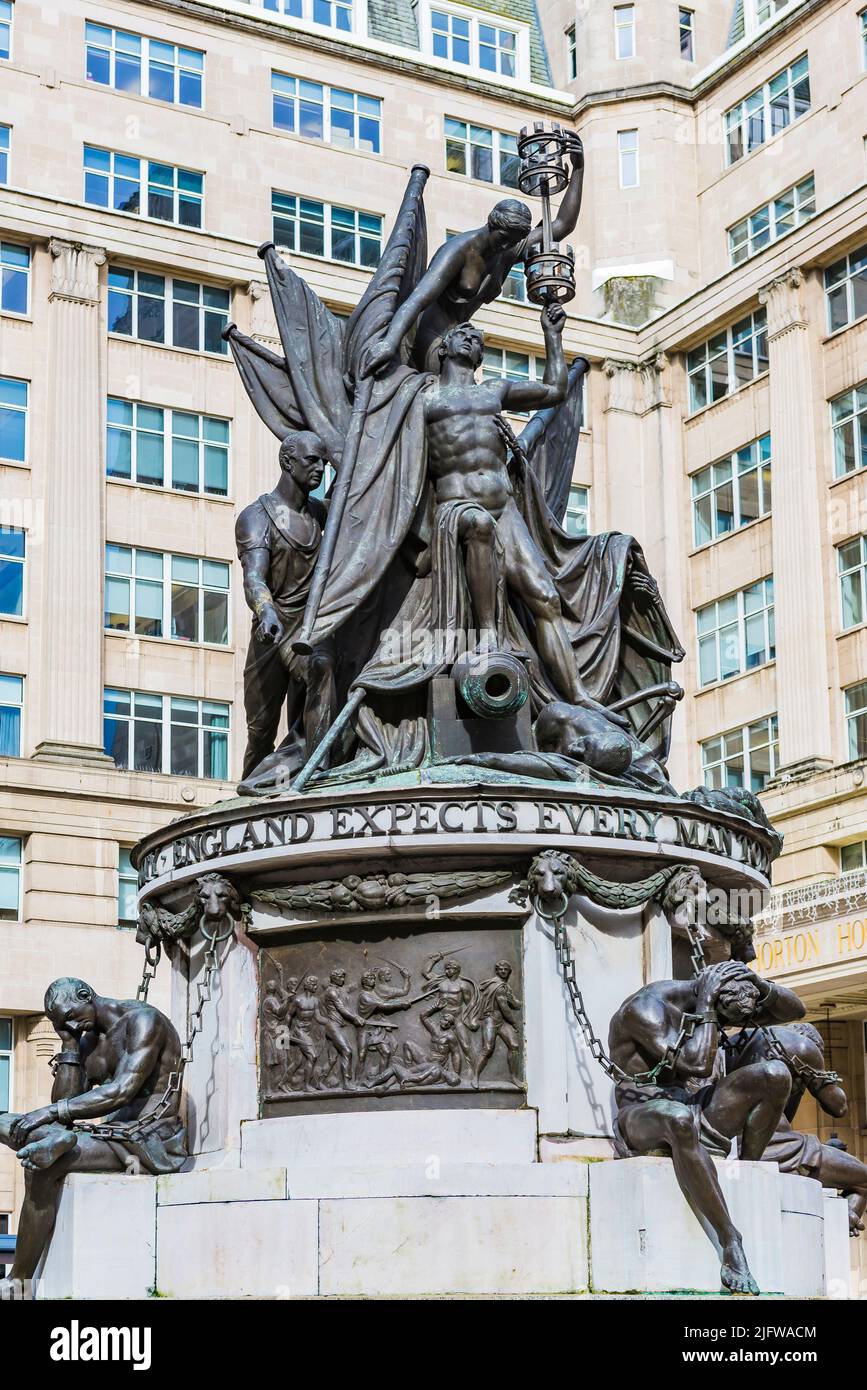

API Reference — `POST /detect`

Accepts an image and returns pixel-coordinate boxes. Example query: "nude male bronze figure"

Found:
[0,977,185,1296]
[608,960,805,1295]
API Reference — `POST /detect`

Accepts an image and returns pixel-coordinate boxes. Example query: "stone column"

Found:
[33,239,112,766]
[758,268,832,776]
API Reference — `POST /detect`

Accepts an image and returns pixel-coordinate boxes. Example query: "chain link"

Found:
[546,904,705,1087]
[136,938,162,1002]
[75,914,235,1145]
[728,1024,842,1093]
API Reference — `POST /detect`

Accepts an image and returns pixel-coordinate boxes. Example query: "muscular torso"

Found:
[608,981,710,1084]
[424,382,512,515]
[83,1006,180,1121]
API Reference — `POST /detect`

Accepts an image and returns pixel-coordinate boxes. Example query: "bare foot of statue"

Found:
[720,1239,759,1295]
[848,1197,865,1235]
[17,1125,78,1171]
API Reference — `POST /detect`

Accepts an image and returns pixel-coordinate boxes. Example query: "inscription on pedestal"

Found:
[260,924,524,1114]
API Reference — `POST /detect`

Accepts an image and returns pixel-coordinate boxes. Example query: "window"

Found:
[846,679,867,759]
[567,23,576,80]
[565,485,590,537]
[85,24,204,107]
[825,243,867,333]
[1,243,28,315]
[426,4,526,79]
[0,674,22,757]
[728,176,815,266]
[692,435,771,546]
[614,5,635,58]
[725,56,810,164]
[679,8,694,60]
[837,534,867,629]
[108,268,229,354]
[618,130,639,188]
[832,382,867,478]
[702,716,779,793]
[687,310,768,413]
[841,839,867,873]
[0,837,21,921]
[107,400,229,496]
[105,545,230,645]
[0,1018,10,1111]
[0,377,26,460]
[0,1,11,60]
[0,529,24,616]
[103,689,229,779]
[500,263,527,304]
[272,74,381,153]
[264,0,353,33]
[862,8,867,68]
[445,119,519,188]
[85,147,203,229]
[696,577,775,686]
[757,0,790,21]
[0,126,9,184]
[482,346,544,417]
[272,193,382,268]
[118,848,138,925]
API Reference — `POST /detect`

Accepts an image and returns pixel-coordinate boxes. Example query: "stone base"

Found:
[34,1139,850,1300]
[31,739,115,769]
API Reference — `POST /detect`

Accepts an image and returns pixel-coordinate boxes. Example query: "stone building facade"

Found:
[1,0,867,1281]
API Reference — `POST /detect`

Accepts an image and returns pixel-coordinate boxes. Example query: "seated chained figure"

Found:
[0,977,185,1296]
[608,960,804,1295]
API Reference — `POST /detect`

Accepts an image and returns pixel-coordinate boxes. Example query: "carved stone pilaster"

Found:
[32,239,112,766]
[603,352,670,414]
[48,238,106,305]
[248,278,280,345]
[758,266,807,339]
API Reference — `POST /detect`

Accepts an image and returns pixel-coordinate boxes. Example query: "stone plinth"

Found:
[35,1156,849,1300]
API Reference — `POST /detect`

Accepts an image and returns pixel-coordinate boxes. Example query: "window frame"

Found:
[617,129,639,189]
[104,544,231,648]
[272,191,383,269]
[444,117,519,189]
[727,175,815,266]
[696,577,776,688]
[679,7,695,60]
[701,715,779,793]
[686,309,769,415]
[420,0,530,82]
[724,54,810,166]
[117,847,138,925]
[263,0,356,35]
[271,71,381,154]
[0,375,28,462]
[565,484,590,537]
[0,1015,11,1112]
[0,124,10,185]
[614,4,635,59]
[0,672,22,757]
[0,1,13,62]
[0,526,25,618]
[691,434,772,548]
[106,397,230,497]
[107,267,230,355]
[0,835,22,923]
[85,22,204,108]
[566,23,576,80]
[102,688,231,781]
[0,242,29,318]
[825,243,867,335]
[845,678,867,760]
[84,145,204,229]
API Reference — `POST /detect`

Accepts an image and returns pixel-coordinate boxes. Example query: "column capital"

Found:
[48,238,107,305]
[603,353,670,412]
[247,277,279,344]
[758,266,807,338]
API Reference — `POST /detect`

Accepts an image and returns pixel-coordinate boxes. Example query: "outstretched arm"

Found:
[361,237,469,376]
[500,303,568,412]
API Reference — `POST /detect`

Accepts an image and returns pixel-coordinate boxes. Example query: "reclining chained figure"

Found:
[726,1020,867,1236]
[607,960,804,1295]
[0,977,185,1296]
